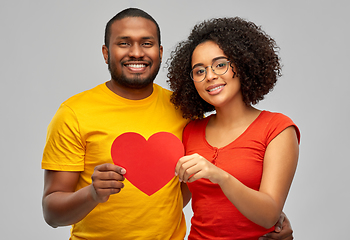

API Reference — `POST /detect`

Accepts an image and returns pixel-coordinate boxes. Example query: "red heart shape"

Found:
[111,132,184,196]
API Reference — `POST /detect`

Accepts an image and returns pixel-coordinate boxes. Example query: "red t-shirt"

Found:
[183,111,300,240]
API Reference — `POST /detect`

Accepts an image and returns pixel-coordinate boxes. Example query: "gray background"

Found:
[1,0,349,239]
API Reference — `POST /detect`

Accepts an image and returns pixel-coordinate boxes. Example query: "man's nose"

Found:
[129,44,144,58]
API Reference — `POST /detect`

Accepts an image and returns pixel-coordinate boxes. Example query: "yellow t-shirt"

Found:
[42,83,188,240]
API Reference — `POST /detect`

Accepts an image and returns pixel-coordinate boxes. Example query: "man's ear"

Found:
[159,45,163,63]
[102,45,109,64]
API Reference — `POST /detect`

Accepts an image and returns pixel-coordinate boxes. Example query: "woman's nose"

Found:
[205,67,218,81]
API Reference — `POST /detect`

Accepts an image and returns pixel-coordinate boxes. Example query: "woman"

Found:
[167,17,300,239]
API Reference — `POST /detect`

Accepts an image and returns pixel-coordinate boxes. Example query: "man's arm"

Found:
[180,182,192,207]
[42,164,125,228]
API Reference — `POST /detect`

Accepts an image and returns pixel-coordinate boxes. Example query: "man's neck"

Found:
[106,80,154,100]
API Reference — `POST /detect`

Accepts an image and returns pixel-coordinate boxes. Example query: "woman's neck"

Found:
[206,103,261,148]
[212,102,259,129]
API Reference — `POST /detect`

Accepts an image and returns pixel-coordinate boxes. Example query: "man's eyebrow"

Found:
[116,36,156,40]
[141,36,156,40]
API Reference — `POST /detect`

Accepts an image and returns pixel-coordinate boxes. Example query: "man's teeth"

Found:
[127,64,146,68]
[208,85,224,92]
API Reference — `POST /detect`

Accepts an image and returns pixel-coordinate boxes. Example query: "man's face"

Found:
[103,17,163,89]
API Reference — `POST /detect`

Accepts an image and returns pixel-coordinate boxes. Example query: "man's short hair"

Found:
[104,8,161,48]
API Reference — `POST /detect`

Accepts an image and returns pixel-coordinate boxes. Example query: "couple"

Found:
[42,8,299,240]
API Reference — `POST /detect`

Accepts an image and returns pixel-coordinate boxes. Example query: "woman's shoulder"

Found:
[259,110,294,123]
[259,110,300,143]
[187,114,212,128]
[183,115,212,139]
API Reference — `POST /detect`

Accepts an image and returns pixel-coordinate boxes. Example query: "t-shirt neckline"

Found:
[203,110,266,150]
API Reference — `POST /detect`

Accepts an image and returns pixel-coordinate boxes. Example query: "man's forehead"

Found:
[111,17,158,39]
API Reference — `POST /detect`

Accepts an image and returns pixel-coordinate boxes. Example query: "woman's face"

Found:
[191,40,242,109]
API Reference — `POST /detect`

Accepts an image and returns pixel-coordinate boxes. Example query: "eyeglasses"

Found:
[190,59,231,82]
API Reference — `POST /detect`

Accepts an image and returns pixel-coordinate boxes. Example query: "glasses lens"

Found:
[191,66,206,82]
[213,59,229,75]
[190,59,230,82]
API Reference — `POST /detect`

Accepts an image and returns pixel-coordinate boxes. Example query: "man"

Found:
[42,8,294,240]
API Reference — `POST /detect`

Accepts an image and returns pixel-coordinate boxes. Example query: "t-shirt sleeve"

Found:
[182,121,195,153]
[265,113,301,146]
[41,104,85,171]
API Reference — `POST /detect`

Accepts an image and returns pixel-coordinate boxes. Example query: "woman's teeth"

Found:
[208,85,224,92]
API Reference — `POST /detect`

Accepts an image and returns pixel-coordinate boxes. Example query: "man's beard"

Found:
[108,59,160,89]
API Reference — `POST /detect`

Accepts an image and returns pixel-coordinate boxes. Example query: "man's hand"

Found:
[90,163,126,203]
[42,164,125,227]
[259,212,293,240]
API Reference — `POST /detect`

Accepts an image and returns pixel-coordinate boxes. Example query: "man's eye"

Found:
[142,42,153,47]
[118,42,129,47]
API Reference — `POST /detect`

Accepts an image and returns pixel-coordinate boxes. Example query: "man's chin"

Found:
[112,77,154,89]
[109,64,159,89]
[125,81,153,89]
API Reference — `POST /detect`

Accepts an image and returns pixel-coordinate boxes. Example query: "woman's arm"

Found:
[175,126,299,229]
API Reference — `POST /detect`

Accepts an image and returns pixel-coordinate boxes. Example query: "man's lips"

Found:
[125,63,147,68]
[123,61,150,72]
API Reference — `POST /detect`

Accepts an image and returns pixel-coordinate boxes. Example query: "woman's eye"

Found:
[216,62,227,68]
[196,69,205,75]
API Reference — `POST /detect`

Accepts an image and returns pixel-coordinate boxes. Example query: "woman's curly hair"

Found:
[166,17,281,120]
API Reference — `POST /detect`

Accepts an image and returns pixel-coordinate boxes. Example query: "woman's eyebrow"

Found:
[192,56,228,68]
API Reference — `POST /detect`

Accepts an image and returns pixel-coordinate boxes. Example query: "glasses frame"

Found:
[190,59,232,82]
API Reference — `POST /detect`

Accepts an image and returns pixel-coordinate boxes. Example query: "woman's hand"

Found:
[175,153,228,184]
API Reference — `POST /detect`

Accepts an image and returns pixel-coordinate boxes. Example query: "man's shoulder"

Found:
[153,83,172,95]
[153,84,175,106]
[62,83,104,105]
